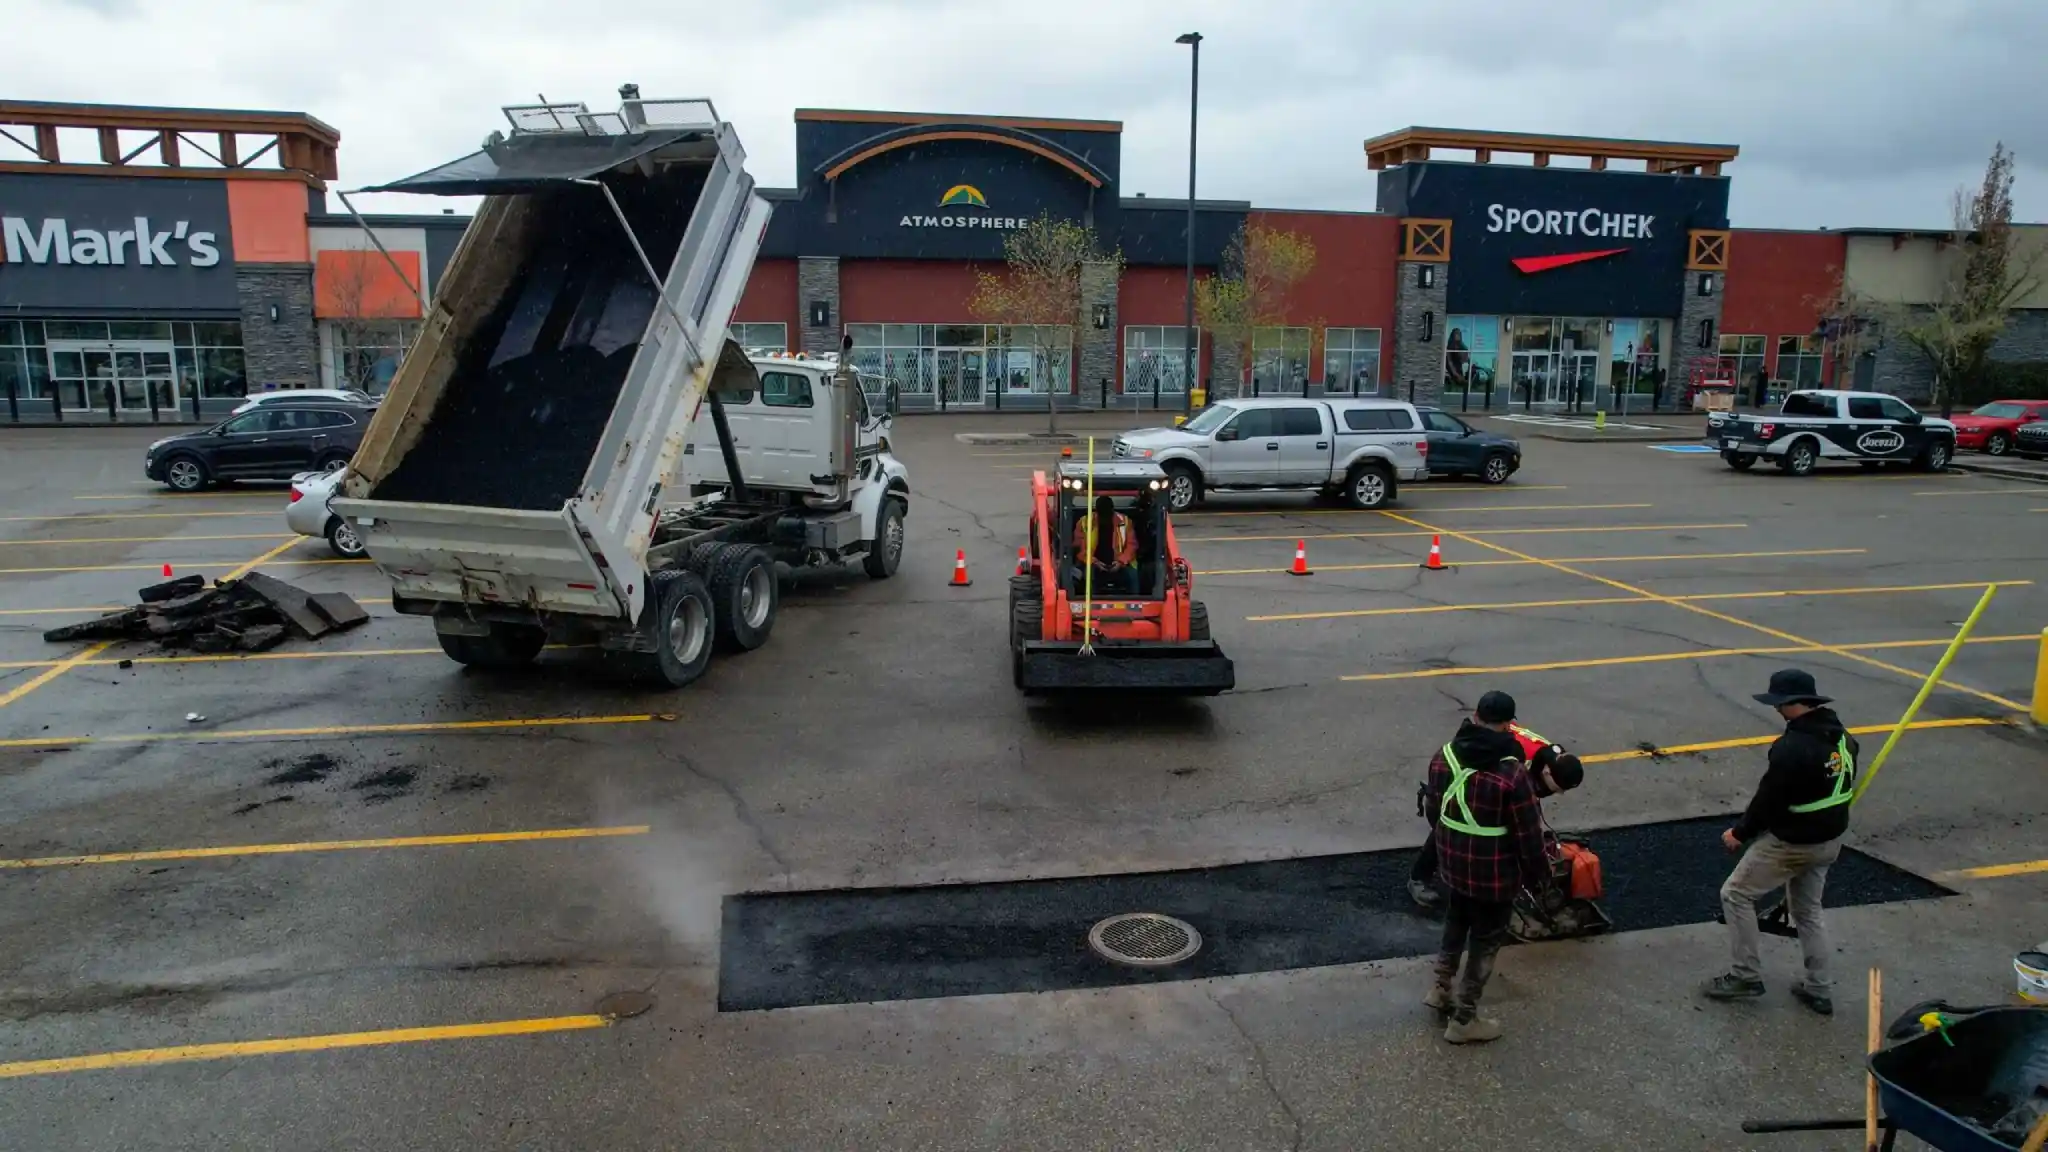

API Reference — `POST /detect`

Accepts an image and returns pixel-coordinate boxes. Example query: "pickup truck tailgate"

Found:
[330,497,622,618]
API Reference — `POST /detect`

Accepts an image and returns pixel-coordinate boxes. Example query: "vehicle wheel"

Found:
[1345,463,1394,509]
[1778,439,1818,476]
[437,622,546,669]
[1010,592,1044,691]
[632,569,715,688]
[1008,572,1037,619]
[1722,451,1757,471]
[1480,453,1513,484]
[706,543,777,652]
[1187,600,1211,642]
[163,455,208,492]
[1985,432,2012,456]
[863,497,905,579]
[1917,440,1952,473]
[314,450,351,472]
[1163,464,1201,513]
[325,516,368,559]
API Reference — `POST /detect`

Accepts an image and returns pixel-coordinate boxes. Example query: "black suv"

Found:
[146,404,372,491]
[2017,418,2048,461]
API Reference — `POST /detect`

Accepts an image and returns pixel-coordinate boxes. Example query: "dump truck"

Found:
[330,90,910,688]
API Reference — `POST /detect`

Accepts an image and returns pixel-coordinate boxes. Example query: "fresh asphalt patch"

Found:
[718,816,1951,1012]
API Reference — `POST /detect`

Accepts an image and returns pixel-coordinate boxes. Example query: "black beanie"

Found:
[1549,753,1585,792]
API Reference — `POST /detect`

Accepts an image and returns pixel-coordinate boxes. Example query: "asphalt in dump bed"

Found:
[374,168,707,511]
[718,816,1950,1012]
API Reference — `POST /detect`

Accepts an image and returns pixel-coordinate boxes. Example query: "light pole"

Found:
[1176,31,1201,413]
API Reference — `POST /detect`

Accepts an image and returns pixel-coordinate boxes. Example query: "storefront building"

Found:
[1,100,463,424]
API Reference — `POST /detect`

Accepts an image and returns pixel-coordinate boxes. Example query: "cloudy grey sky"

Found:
[13,0,2048,228]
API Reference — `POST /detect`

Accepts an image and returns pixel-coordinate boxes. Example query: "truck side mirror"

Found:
[887,382,900,417]
[1214,425,1237,441]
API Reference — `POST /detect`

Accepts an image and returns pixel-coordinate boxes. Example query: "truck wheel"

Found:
[635,570,715,688]
[863,497,905,579]
[1163,464,1201,513]
[1722,451,1757,471]
[438,622,546,669]
[1916,440,1952,472]
[1187,600,1211,642]
[1777,439,1818,476]
[706,543,777,652]
[1345,463,1394,509]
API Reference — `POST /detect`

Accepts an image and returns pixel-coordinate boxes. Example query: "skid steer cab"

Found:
[1010,460,1235,697]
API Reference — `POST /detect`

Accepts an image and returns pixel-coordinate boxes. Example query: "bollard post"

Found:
[2034,627,2048,726]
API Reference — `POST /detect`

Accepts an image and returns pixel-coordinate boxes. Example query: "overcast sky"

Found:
[12,0,2048,229]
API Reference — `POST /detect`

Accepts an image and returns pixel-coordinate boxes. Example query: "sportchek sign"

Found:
[0,173,240,313]
[1377,162,1730,317]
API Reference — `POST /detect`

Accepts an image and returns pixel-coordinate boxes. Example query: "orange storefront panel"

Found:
[314,249,422,319]
[226,180,311,263]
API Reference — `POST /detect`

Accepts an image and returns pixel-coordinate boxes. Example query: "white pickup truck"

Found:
[1715,389,1955,475]
[1111,396,1431,512]
[331,90,908,688]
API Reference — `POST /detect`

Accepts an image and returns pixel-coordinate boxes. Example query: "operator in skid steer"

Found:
[1071,494,1143,596]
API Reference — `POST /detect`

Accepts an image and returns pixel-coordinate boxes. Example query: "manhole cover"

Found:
[595,990,655,1019]
[1088,913,1202,968]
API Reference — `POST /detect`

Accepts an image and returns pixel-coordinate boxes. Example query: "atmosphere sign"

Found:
[898,184,1028,230]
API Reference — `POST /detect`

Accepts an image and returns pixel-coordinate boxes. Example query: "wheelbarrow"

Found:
[1744,1000,2048,1149]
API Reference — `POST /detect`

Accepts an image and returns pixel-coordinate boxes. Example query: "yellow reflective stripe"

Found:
[1438,742,1507,837]
[1788,734,1856,813]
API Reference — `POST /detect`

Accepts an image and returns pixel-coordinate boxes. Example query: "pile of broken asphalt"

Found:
[42,572,369,654]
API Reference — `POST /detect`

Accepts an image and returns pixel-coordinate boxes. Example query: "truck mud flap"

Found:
[1018,641,1235,695]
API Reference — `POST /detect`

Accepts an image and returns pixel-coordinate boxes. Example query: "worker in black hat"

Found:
[1702,669,1859,1016]
[1410,692,1583,909]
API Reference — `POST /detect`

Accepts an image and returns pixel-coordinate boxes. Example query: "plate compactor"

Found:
[1010,460,1235,697]
[1508,836,1613,943]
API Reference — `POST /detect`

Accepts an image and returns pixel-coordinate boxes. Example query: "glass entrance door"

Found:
[49,340,179,415]
[935,349,986,406]
[1549,353,1598,406]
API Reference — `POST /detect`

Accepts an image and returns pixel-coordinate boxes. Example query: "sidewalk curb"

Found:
[1949,461,2048,485]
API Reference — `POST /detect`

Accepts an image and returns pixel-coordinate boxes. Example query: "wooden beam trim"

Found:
[821,129,1104,188]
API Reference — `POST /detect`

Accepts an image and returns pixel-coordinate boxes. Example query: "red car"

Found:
[1951,399,2048,456]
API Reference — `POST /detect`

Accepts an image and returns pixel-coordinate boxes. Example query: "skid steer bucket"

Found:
[1017,639,1235,695]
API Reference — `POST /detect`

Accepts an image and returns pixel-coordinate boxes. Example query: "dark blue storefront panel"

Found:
[806,136,1110,261]
[0,174,239,314]
[1378,163,1728,317]
[1119,201,1243,268]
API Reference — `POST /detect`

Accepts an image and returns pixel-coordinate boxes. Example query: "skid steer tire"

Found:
[1187,600,1212,642]
[1011,594,1044,692]
[706,543,778,653]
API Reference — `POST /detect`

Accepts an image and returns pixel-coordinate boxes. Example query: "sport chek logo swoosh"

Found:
[1512,247,1630,274]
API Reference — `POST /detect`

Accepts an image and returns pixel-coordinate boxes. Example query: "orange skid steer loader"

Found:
[1010,460,1235,696]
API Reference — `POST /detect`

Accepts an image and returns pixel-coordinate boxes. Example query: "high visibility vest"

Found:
[1788,734,1856,813]
[1076,512,1136,566]
[1439,743,1507,837]
[1508,723,1556,763]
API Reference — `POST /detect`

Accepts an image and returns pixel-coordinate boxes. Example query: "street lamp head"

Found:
[1175,32,1202,45]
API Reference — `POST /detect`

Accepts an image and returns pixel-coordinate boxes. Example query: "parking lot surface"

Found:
[2,418,2045,1150]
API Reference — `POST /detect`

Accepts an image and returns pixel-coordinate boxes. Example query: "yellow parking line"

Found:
[0,641,114,708]
[1933,858,2048,882]
[0,557,365,576]
[223,537,304,581]
[0,1015,615,1079]
[1911,489,2043,497]
[1179,487,1571,514]
[0,713,664,749]
[1582,717,2005,765]
[1,825,650,869]
[1405,502,1652,513]
[0,532,292,548]
[1181,522,1747,544]
[1340,634,2035,682]
[0,510,278,522]
[73,491,281,500]
[0,597,391,619]
[1197,547,1863,578]
[1258,580,2029,623]
[2,642,578,671]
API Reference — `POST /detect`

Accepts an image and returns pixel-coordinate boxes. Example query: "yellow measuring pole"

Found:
[1851,584,1998,805]
[1079,435,1095,655]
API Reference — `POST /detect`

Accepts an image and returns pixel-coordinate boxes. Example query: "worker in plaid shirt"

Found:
[1420,690,1554,1044]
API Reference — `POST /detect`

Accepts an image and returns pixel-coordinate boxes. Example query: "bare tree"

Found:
[1806,265,1887,389]
[1194,223,1316,400]
[1898,143,2044,415]
[322,251,419,395]
[968,215,1122,435]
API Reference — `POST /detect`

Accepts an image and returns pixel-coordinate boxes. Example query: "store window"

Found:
[1250,326,1310,394]
[1323,328,1383,396]
[731,322,788,353]
[1718,334,1767,384]
[12,319,245,414]
[325,320,418,398]
[846,323,1070,405]
[1610,319,1666,398]
[1442,316,1500,408]
[1777,335,1825,389]
[1123,326,1197,397]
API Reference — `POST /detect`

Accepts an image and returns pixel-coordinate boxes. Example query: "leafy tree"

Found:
[968,216,1122,434]
[1194,223,1316,399]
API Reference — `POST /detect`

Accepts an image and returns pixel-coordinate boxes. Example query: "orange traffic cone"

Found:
[161,563,173,578]
[1288,539,1312,576]
[1421,535,1445,571]
[1014,546,1030,575]
[950,549,973,587]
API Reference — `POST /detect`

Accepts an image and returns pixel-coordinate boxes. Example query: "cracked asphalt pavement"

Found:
[1,417,2044,1150]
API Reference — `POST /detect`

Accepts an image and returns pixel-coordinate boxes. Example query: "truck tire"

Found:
[1011,592,1044,691]
[863,497,905,579]
[1777,438,1818,476]
[1187,600,1211,642]
[633,570,715,688]
[1345,462,1394,509]
[1916,440,1952,472]
[706,543,777,652]
[1163,464,1202,513]
[1722,451,1757,471]
[438,622,546,669]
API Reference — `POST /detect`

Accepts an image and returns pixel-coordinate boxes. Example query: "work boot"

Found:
[1791,986,1834,1017]
[1701,973,1767,1001]
[1443,1015,1503,1044]
[1423,979,1454,1014]
[1408,879,1443,910]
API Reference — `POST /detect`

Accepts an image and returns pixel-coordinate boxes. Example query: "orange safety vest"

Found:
[1074,511,1137,567]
